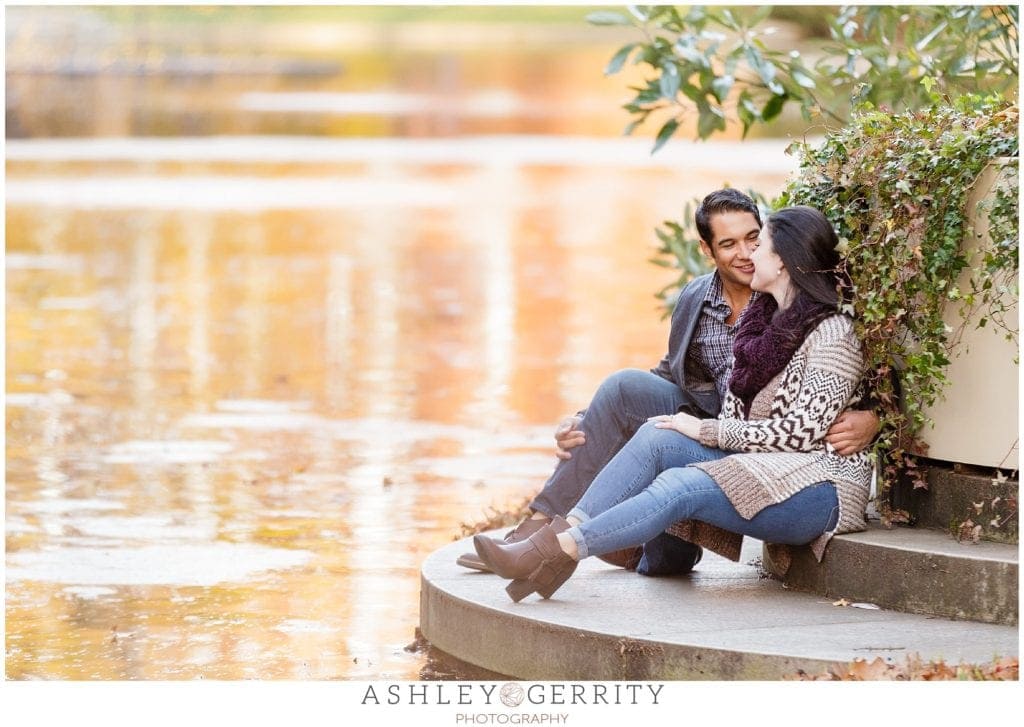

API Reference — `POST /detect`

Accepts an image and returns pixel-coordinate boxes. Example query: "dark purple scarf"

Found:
[729,293,836,416]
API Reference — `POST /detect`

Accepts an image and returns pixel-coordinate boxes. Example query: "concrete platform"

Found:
[419,532,1019,680]
[766,523,1019,625]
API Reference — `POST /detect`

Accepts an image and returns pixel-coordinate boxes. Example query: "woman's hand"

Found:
[648,412,703,439]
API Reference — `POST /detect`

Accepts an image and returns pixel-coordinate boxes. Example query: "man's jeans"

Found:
[529,369,693,517]
[565,422,840,558]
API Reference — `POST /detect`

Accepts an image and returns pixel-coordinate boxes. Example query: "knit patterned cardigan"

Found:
[666,314,872,569]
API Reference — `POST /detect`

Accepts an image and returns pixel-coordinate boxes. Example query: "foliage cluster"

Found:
[649,98,1018,514]
[777,97,1018,504]
[590,5,1019,147]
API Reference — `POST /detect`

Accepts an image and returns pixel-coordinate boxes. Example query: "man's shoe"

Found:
[596,546,643,570]
[456,515,552,572]
[472,517,576,602]
[636,532,703,577]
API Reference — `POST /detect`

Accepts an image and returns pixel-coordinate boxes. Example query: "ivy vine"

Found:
[652,96,1019,518]
[779,95,1018,513]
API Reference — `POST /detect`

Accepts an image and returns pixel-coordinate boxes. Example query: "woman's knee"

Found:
[646,468,720,513]
[627,421,692,459]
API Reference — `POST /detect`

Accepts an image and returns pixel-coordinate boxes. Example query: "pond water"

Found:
[5,8,795,680]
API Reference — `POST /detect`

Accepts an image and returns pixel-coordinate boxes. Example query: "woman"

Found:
[474,205,873,602]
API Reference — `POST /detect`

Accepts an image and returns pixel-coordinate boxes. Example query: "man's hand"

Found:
[555,415,585,460]
[826,410,880,456]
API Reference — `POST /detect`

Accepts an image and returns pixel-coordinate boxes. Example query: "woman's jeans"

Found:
[566,422,840,559]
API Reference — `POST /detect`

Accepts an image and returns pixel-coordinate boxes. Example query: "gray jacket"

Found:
[649,272,723,419]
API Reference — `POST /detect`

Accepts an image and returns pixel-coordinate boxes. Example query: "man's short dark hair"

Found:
[694,189,762,245]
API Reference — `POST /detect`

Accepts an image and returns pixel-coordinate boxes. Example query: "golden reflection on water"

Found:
[5,8,796,680]
[6,153,792,679]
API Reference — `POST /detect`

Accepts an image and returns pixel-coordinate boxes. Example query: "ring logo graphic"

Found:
[499,683,525,708]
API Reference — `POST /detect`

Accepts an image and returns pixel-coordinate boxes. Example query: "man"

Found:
[457,189,878,574]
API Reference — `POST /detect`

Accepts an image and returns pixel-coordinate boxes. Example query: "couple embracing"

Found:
[461,189,880,602]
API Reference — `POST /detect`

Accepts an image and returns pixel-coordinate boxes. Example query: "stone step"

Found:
[419,534,1017,680]
[891,462,1018,544]
[764,523,1018,626]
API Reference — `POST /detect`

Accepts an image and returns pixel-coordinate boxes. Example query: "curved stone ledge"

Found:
[765,523,1019,625]
[420,532,1018,680]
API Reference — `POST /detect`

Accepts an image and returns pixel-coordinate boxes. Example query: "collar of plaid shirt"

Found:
[691,273,759,402]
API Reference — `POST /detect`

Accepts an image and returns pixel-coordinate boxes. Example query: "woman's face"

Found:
[750,224,792,302]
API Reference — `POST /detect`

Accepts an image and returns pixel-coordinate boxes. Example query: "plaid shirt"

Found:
[687,274,757,403]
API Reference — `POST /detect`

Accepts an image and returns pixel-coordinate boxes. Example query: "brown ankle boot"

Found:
[456,515,552,572]
[473,517,577,602]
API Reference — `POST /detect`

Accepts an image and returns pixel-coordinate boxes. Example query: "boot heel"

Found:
[505,578,537,602]
[535,569,573,599]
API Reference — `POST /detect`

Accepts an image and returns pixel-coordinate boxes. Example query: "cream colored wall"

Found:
[920,159,1019,470]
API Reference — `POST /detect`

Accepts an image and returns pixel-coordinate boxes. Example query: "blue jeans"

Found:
[530,369,693,517]
[566,422,839,559]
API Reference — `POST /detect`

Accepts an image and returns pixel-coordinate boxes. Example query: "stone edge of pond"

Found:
[419,532,1019,680]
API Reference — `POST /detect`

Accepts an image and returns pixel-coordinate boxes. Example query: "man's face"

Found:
[699,210,761,289]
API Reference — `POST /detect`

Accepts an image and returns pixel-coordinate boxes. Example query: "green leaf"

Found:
[711,75,735,102]
[697,106,726,139]
[762,93,786,122]
[622,118,645,136]
[792,69,817,89]
[660,62,681,99]
[680,82,703,103]
[674,42,709,67]
[605,44,638,76]
[749,5,773,26]
[744,43,780,88]
[738,101,756,138]
[915,20,949,51]
[683,6,706,24]
[719,8,739,30]
[652,118,680,154]
[586,11,631,26]
[739,90,760,117]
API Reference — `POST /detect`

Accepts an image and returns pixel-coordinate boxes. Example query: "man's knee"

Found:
[593,368,661,409]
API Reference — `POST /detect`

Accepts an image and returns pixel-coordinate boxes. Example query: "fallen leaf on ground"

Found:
[846,657,894,680]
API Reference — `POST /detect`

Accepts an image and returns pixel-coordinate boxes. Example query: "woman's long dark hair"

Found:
[767,205,852,311]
